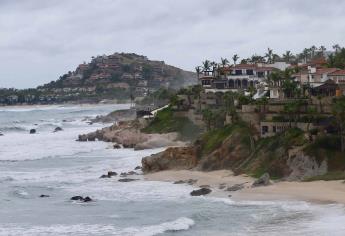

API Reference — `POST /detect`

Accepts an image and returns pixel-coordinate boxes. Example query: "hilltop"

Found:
[0,53,196,105]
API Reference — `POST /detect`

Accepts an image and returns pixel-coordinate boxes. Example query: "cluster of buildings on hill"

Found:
[199,58,345,98]
[162,57,344,139]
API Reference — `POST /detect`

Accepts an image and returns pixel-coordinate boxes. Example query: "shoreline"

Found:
[144,169,345,205]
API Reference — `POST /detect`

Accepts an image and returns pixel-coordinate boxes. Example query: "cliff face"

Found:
[141,123,338,181]
[142,147,197,173]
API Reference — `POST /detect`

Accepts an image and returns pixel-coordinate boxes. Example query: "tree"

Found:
[332,97,345,152]
[202,60,211,75]
[232,54,239,66]
[220,57,229,67]
[333,44,341,53]
[257,97,269,120]
[202,109,214,131]
[283,50,293,63]
[265,48,274,64]
[310,45,317,58]
[195,66,201,79]
[302,48,310,63]
[319,45,327,56]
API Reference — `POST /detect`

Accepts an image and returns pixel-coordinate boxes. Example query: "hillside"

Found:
[0,53,196,105]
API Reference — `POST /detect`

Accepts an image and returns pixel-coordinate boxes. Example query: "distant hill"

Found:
[0,53,196,105]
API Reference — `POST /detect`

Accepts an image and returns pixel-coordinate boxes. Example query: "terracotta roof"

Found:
[329,70,345,76]
[314,68,338,75]
[231,64,257,69]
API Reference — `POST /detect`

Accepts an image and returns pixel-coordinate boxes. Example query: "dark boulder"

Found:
[29,129,36,134]
[83,196,93,202]
[113,144,121,149]
[118,178,139,182]
[100,174,111,178]
[70,196,84,201]
[190,188,212,196]
[134,166,142,170]
[252,173,271,187]
[54,127,63,132]
[173,180,186,184]
[39,194,50,198]
[0,133,3,136]
[100,171,117,178]
[108,171,117,177]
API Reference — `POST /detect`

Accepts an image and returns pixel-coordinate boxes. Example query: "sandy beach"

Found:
[145,170,345,204]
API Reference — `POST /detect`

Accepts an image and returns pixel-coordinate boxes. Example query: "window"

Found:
[258,72,264,78]
[235,70,242,75]
[246,69,254,75]
[273,126,276,133]
[262,126,268,135]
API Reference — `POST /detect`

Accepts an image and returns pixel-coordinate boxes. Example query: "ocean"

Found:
[0,104,345,236]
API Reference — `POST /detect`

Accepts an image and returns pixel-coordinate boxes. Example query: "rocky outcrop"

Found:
[77,120,184,150]
[286,148,327,181]
[142,147,197,173]
[252,173,271,187]
[91,109,136,123]
[197,131,253,171]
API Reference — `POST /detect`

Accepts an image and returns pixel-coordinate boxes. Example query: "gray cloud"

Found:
[0,0,345,88]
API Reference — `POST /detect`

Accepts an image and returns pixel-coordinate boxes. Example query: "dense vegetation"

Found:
[141,106,201,140]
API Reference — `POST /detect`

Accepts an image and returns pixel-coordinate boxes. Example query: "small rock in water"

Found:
[118,178,139,182]
[70,196,84,201]
[134,166,142,170]
[39,194,50,198]
[100,174,111,178]
[29,129,36,134]
[0,133,4,136]
[113,144,121,149]
[190,188,212,196]
[83,196,93,202]
[173,180,186,184]
[228,195,232,198]
[54,127,63,132]
[108,171,117,177]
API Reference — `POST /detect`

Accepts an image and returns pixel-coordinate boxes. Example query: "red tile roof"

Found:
[329,70,345,76]
[314,68,338,75]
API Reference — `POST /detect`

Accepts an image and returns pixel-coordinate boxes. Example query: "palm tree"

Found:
[202,60,211,75]
[265,48,274,64]
[195,66,201,79]
[232,54,239,66]
[333,44,341,53]
[220,58,229,68]
[319,45,327,56]
[282,50,293,63]
[310,45,317,58]
[302,48,310,63]
[332,97,345,152]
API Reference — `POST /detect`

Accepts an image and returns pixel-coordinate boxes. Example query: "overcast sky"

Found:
[1,0,344,88]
